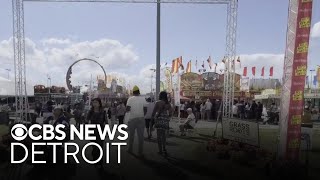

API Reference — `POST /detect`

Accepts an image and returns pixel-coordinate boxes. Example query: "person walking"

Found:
[238,101,245,120]
[126,86,147,158]
[251,101,258,119]
[144,98,155,139]
[180,103,185,118]
[73,104,82,128]
[205,99,212,121]
[152,91,172,156]
[86,98,107,169]
[108,102,117,127]
[117,101,126,125]
[200,101,206,120]
[256,102,263,121]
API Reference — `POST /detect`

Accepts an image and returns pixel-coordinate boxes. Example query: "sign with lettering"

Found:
[222,119,260,146]
[180,72,203,91]
[202,72,223,90]
[280,0,313,160]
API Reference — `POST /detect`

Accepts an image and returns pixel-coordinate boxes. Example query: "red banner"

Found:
[269,67,274,77]
[252,67,256,76]
[286,0,313,160]
[243,67,247,76]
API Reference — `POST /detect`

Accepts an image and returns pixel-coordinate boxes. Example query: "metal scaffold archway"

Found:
[12,0,238,122]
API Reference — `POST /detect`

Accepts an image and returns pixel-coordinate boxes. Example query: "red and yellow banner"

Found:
[286,0,313,160]
[171,56,182,74]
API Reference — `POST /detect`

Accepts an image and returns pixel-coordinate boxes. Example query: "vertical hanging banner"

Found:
[317,67,320,88]
[280,0,313,160]
[240,77,250,92]
[164,67,173,93]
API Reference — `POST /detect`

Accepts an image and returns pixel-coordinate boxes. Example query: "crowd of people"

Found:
[29,85,180,162]
[179,99,222,121]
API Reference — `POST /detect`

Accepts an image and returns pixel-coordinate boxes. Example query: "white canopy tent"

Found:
[0,76,34,97]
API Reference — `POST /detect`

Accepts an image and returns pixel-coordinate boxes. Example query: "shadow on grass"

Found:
[130,154,189,180]
[170,134,209,144]
[163,155,223,179]
[144,138,179,146]
[26,163,76,180]
[96,168,124,180]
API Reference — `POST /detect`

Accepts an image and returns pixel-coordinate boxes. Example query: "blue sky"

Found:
[0,0,319,93]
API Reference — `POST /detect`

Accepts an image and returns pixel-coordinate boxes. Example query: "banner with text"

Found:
[286,0,313,160]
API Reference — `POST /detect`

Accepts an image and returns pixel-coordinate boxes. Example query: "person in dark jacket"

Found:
[86,98,107,169]
[238,101,245,119]
[256,102,263,121]
[251,101,258,119]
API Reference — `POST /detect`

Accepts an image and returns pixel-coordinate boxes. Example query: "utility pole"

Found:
[155,0,161,100]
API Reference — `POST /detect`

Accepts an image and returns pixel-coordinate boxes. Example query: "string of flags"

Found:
[170,55,242,74]
[170,56,275,78]
[243,66,274,77]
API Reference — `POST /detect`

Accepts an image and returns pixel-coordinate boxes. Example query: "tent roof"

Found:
[0,76,34,96]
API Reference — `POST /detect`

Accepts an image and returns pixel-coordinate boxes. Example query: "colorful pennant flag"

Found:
[186,61,192,73]
[261,67,265,77]
[243,67,247,76]
[207,56,212,69]
[195,60,198,70]
[222,56,226,63]
[180,63,184,71]
[236,56,241,68]
[270,67,274,77]
[214,63,218,73]
[171,56,182,73]
[252,67,256,76]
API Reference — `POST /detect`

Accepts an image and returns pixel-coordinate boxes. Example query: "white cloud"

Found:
[0,37,294,94]
[0,37,148,92]
[41,38,72,46]
[311,21,320,38]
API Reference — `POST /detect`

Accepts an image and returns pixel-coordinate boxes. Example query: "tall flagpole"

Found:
[155,0,161,100]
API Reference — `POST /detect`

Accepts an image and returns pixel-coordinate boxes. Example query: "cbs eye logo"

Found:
[11,124,28,141]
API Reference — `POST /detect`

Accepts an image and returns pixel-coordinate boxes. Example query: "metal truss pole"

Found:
[223,0,237,118]
[278,0,298,158]
[13,0,28,123]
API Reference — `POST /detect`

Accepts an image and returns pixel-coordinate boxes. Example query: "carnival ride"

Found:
[65,58,107,92]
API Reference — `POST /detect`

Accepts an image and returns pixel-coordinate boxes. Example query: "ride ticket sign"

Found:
[281,0,313,160]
